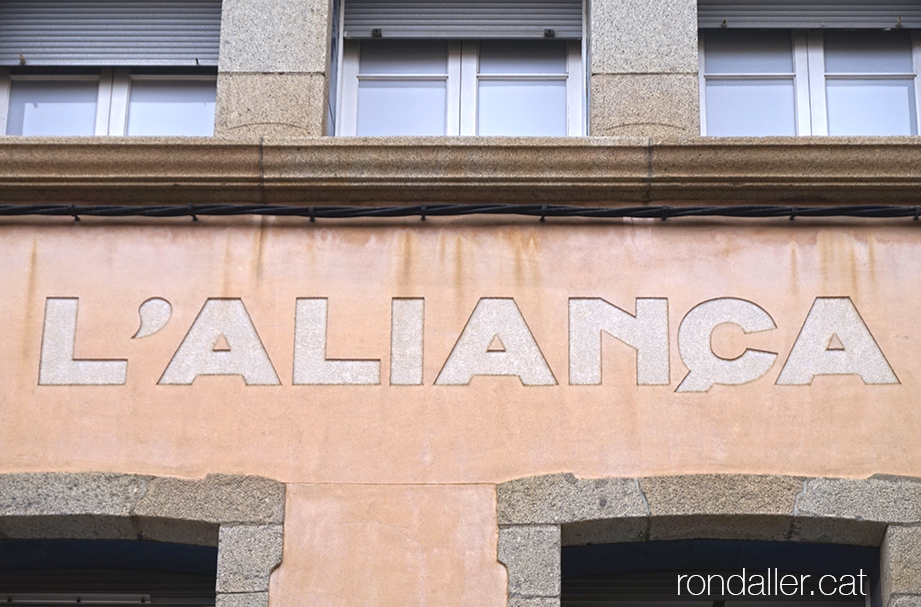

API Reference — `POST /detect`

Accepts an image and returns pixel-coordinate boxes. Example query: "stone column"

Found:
[588,0,699,136]
[881,525,921,607]
[215,0,332,137]
[498,525,562,607]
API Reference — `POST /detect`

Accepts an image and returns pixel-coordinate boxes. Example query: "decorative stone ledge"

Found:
[1,136,921,205]
[0,473,285,604]
[497,473,921,607]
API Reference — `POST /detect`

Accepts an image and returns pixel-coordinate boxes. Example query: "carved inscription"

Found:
[38,296,899,390]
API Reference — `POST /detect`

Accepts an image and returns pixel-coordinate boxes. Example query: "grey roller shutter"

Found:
[343,0,583,39]
[0,1,222,66]
[698,0,921,29]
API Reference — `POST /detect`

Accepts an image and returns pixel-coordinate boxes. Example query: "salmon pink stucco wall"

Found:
[1,215,918,605]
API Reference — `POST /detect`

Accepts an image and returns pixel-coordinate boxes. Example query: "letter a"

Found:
[776,298,898,385]
[159,299,280,385]
[436,298,556,385]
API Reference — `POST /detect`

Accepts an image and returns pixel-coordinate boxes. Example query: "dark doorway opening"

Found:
[562,539,880,607]
[0,539,218,606]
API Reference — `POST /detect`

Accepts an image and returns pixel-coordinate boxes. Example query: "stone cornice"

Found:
[2,136,921,204]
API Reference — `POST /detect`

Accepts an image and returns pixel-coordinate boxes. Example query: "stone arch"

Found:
[496,473,921,607]
[0,472,285,607]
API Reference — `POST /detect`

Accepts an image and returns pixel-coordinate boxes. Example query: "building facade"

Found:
[2,0,921,606]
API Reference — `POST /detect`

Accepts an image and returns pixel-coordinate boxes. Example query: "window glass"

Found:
[340,38,581,136]
[478,40,567,74]
[702,28,920,136]
[824,31,913,74]
[478,80,567,135]
[359,40,448,74]
[6,80,97,136]
[357,80,447,135]
[704,30,793,74]
[355,40,448,135]
[127,80,216,136]
[826,79,917,135]
[706,80,796,136]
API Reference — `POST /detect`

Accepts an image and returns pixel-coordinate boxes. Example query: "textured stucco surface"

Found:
[4,206,921,607]
[5,0,919,605]
[3,220,921,481]
[268,483,505,607]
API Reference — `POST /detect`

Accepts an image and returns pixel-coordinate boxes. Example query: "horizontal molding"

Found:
[1,136,921,205]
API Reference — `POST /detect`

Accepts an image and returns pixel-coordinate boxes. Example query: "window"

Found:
[697,1,921,136]
[0,1,221,136]
[700,29,921,136]
[335,0,585,136]
[2,68,217,136]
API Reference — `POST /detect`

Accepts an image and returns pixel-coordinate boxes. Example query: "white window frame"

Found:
[337,39,584,136]
[699,29,921,136]
[0,68,217,136]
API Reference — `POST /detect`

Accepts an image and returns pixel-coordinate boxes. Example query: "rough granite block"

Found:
[590,74,699,137]
[0,514,136,541]
[590,0,697,74]
[498,525,561,598]
[790,516,887,547]
[888,596,921,607]
[562,517,647,546]
[648,514,793,542]
[215,73,328,138]
[509,598,561,607]
[135,517,220,547]
[134,474,285,524]
[641,474,803,516]
[219,0,331,73]
[882,526,921,604]
[498,473,647,525]
[216,593,270,607]
[798,477,921,523]
[216,524,285,593]
[0,473,151,517]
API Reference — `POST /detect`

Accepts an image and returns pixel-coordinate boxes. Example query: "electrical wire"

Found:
[0,203,920,222]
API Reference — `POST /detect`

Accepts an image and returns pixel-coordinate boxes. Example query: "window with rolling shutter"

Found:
[336,0,585,136]
[697,0,921,30]
[698,1,921,136]
[0,1,221,136]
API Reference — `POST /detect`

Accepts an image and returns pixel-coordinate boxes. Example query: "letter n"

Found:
[569,298,669,385]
